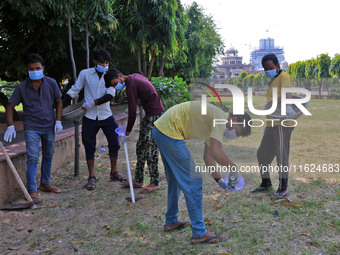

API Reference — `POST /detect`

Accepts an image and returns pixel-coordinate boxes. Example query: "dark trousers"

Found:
[257,125,294,191]
[82,116,120,160]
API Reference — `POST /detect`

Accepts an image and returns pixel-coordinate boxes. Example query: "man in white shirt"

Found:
[64,49,126,190]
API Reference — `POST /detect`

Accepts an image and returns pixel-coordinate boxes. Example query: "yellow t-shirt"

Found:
[266,71,295,127]
[154,101,227,146]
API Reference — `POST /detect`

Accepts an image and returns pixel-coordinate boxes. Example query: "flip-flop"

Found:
[139,186,160,193]
[164,221,191,231]
[29,194,42,204]
[250,186,273,193]
[270,190,290,200]
[192,235,227,244]
[39,185,61,194]
[120,180,143,188]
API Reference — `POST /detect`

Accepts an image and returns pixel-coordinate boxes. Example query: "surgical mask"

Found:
[96,64,108,73]
[265,69,277,79]
[28,70,44,80]
[224,128,237,139]
[115,81,125,91]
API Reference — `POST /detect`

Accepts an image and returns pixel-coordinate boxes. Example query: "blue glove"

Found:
[4,125,16,142]
[54,121,63,134]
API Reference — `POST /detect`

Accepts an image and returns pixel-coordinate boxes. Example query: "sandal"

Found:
[192,232,227,244]
[270,190,290,200]
[39,184,61,194]
[250,185,273,193]
[29,193,42,204]
[164,221,191,232]
[121,180,143,188]
[139,185,160,194]
[110,171,127,182]
[86,176,96,191]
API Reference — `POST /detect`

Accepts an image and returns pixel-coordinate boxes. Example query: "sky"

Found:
[180,0,339,65]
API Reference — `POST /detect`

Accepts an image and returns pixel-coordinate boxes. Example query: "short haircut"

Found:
[94,49,111,62]
[261,54,279,67]
[228,112,252,137]
[104,68,122,88]
[25,53,45,66]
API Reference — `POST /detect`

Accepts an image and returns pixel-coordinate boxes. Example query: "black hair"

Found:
[104,68,122,88]
[228,112,252,137]
[261,54,279,67]
[25,53,45,66]
[94,49,111,62]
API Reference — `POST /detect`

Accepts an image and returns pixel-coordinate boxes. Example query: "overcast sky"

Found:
[180,0,339,65]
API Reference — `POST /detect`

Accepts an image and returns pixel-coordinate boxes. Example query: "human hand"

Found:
[54,121,63,134]
[4,125,16,142]
[121,134,129,144]
[82,101,95,111]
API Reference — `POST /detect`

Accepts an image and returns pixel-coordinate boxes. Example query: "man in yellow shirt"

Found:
[251,54,295,200]
[153,101,251,243]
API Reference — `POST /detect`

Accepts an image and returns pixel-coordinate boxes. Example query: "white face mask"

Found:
[224,128,237,139]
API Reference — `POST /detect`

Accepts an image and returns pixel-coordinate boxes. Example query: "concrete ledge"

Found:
[0,110,140,205]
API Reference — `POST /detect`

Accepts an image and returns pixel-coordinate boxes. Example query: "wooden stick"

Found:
[0,141,36,209]
[204,189,229,220]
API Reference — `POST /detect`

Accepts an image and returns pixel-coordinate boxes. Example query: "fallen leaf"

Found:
[141,235,146,241]
[28,243,39,250]
[306,240,315,246]
[45,202,59,208]
[232,219,242,223]
[299,232,310,236]
[281,202,288,206]
[71,241,89,244]
[115,192,120,196]
[306,212,310,217]
[139,242,149,247]
[205,220,212,226]
[125,210,130,214]
[141,201,151,204]
[3,218,11,223]
[16,226,24,232]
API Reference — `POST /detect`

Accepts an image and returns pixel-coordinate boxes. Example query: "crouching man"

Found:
[152,101,251,243]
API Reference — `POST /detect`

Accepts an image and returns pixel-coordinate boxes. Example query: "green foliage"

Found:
[0,79,19,98]
[316,53,331,79]
[330,54,340,77]
[151,76,191,110]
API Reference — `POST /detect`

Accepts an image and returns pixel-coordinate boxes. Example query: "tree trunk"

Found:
[86,17,90,69]
[67,2,77,81]
[158,53,165,77]
[147,49,156,80]
[142,53,147,76]
[137,46,142,75]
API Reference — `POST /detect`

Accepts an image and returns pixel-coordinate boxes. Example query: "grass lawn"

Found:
[0,97,339,254]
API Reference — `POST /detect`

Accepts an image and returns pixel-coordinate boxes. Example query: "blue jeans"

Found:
[152,127,207,238]
[25,129,55,193]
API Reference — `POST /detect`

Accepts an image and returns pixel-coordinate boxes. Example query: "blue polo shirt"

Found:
[9,76,62,131]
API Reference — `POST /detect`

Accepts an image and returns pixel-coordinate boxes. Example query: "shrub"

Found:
[151,76,191,110]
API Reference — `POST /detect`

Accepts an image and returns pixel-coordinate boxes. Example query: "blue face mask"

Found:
[265,69,277,79]
[28,70,44,80]
[115,81,126,91]
[224,128,237,139]
[96,64,108,73]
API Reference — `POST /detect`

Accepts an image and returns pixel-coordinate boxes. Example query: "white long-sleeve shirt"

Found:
[67,68,115,120]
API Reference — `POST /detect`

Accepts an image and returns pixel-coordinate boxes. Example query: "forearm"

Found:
[6,104,14,126]
[94,94,113,106]
[56,98,62,121]
[203,144,222,182]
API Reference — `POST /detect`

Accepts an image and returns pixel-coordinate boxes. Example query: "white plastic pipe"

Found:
[123,142,135,203]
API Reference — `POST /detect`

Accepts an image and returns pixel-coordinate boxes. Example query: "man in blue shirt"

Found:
[4,53,63,204]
